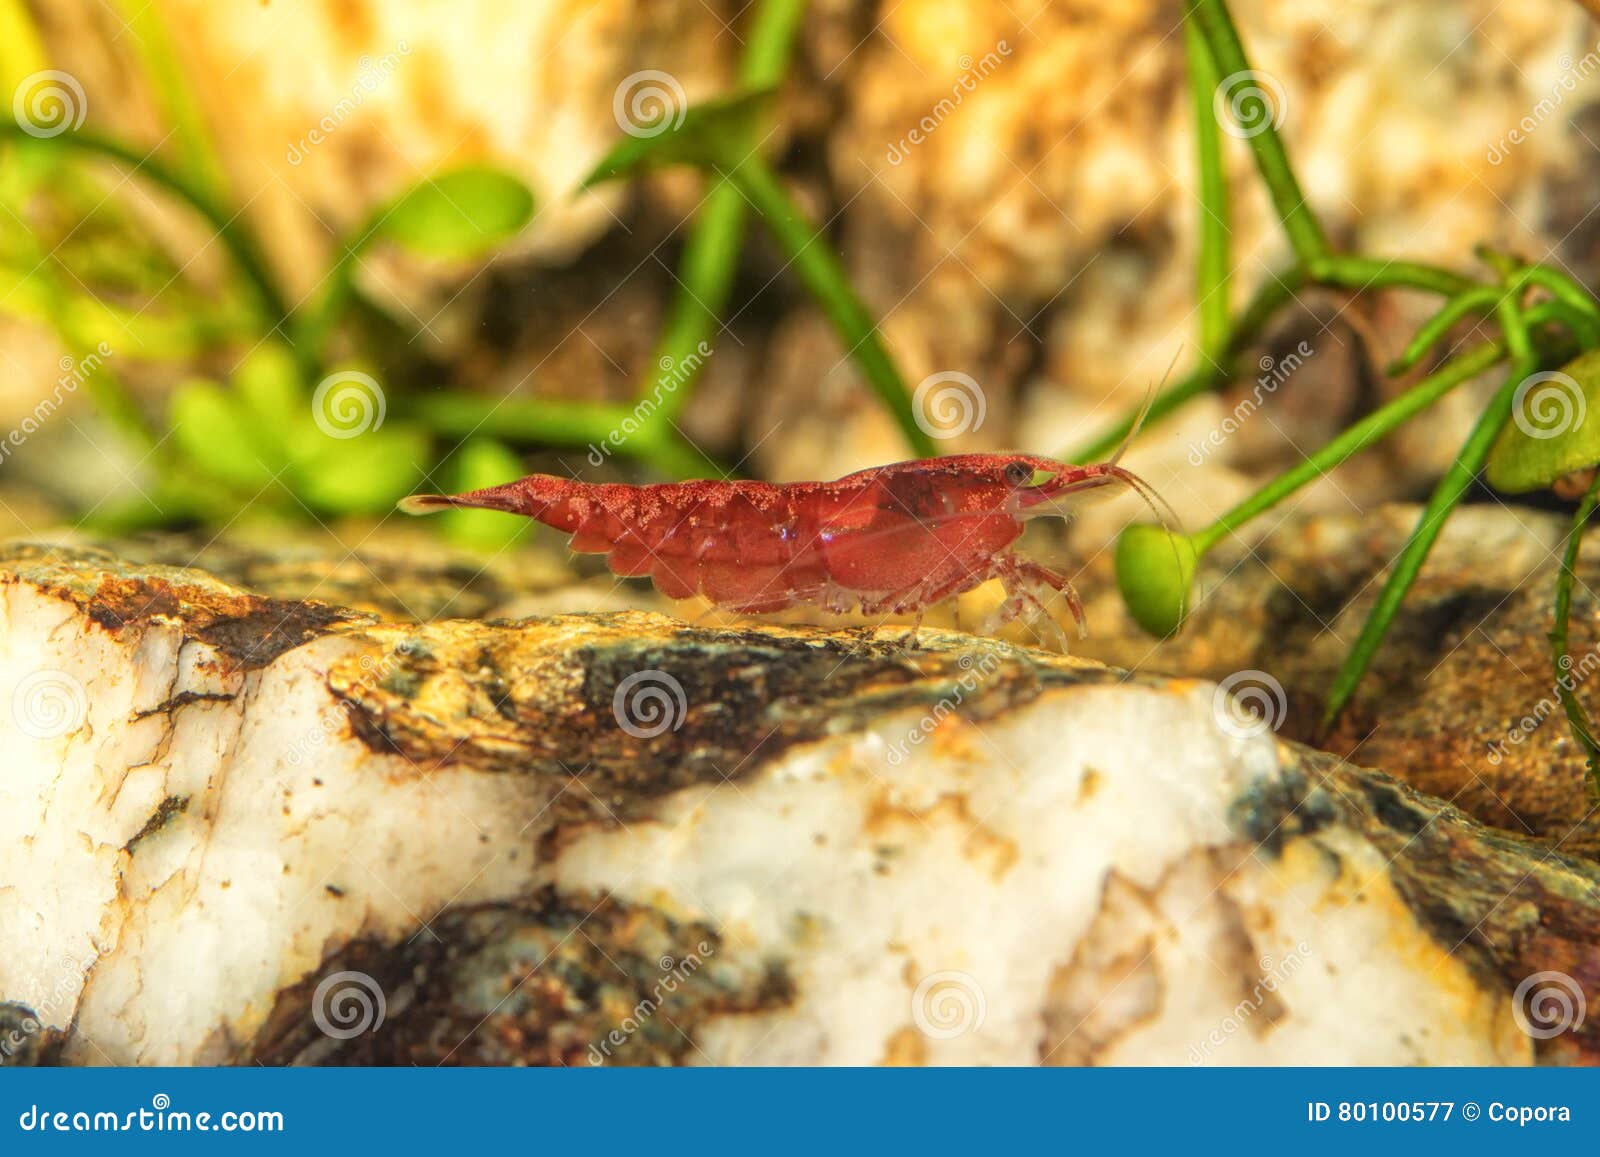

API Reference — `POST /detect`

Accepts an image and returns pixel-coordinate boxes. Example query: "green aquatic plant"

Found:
[0,4,547,527]
[1101,0,1600,741]
[409,0,811,475]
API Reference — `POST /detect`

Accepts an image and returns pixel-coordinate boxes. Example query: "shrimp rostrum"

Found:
[400,453,1173,639]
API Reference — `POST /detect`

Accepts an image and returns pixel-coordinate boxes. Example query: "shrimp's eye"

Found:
[1004,461,1032,487]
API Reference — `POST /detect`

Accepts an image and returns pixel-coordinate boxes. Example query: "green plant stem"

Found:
[637,0,806,436]
[415,394,635,445]
[1306,255,1474,298]
[1185,20,1229,362]
[1532,299,1600,349]
[1191,339,1507,555]
[1510,263,1600,321]
[1391,287,1502,373]
[1551,469,1600,801]
[1322,342,1538,730]
[726,155,937,458]
[1068,252,1542,467]
[1066,270,1305,463]
[0,124,291,330]
[1189,300,1570,555]
[1186,0,1327,266]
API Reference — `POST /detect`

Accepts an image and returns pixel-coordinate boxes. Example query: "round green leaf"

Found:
[1115,524,1200,638]
[295,424,430,514]
[169,378,278,490]
[1486,350,1600,494]
[233,341,304,455]
[376,166,535,258]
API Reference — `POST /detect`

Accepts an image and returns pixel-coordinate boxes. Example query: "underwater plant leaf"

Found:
[294,424,430,515]
[580,88,775,189]
[232,341,304,456]
[170,378,279,490]
[1485,349,1600,494]
[440,438,530,552]
[377,165,536,258]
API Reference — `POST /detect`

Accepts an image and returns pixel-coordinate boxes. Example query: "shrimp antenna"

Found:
[1107,346,1182,469]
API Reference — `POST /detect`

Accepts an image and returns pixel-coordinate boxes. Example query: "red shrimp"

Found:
[400,452,1174,640]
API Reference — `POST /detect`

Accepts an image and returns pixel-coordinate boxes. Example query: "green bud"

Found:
[1115,524,1200,638]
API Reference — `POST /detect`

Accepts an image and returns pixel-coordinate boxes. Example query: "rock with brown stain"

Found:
[1075,502,1600,860]
[0,536,1595,1065]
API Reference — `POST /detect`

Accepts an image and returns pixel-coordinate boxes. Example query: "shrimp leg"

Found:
[990,555,1083,648]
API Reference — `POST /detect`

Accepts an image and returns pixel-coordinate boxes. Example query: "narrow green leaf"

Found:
[1323,357,1534,730]
[727,155,936,458]
[580,88,774,190]
[1187,0,1328,265]
[1185,20,1229,361]
[112,0,229,200]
